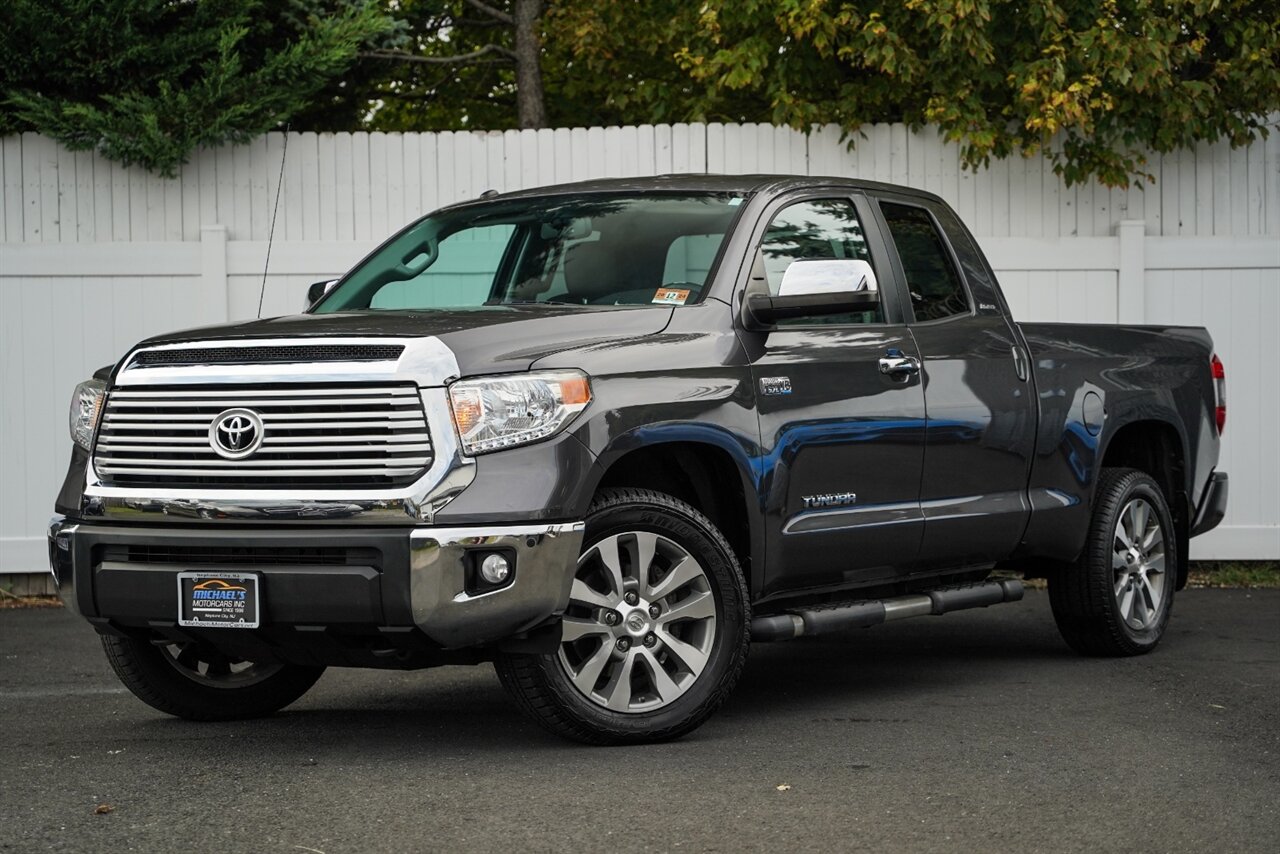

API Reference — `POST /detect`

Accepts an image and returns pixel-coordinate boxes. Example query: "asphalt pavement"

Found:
[1,589,1277,853]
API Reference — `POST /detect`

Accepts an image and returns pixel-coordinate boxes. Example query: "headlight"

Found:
[69,379,107,450]
[448,370,591,455]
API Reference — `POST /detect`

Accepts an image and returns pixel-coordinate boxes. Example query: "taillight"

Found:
[1211,353,1226,435]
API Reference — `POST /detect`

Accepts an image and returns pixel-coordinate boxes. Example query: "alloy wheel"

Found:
[557,531,718,713]
[1112,497,1167,630]
[159,642,284,689]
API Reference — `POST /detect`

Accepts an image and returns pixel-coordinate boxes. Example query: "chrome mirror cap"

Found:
[777,259,877,297]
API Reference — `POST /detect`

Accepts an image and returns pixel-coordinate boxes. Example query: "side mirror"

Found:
[306,279,338,311]
[744,259,879,328]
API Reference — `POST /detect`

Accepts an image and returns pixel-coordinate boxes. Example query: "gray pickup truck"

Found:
[49,175,1228,744]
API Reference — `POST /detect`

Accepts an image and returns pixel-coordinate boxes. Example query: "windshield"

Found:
[312,192,747,312]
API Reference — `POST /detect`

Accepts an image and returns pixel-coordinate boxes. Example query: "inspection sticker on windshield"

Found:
[177,572,260,629]
[653,287,691,305]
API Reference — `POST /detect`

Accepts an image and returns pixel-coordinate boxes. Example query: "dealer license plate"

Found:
[177,572,260,629]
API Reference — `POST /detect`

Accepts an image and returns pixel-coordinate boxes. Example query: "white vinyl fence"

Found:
[1,125,1277,571]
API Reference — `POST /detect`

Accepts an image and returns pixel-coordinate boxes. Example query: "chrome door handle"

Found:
[879,351,921,377]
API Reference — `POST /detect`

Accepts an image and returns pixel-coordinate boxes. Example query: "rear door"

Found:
[871,195,1037,568]
[740,192,928,598]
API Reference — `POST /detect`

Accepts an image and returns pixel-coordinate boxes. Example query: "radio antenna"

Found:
[257,125,290,318]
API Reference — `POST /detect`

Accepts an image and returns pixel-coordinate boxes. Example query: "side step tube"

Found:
[751,579,1024,642]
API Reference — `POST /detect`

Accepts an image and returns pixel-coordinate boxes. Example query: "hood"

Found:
[136,305,675,375]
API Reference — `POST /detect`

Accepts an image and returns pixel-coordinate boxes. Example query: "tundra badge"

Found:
[802,492,858,509]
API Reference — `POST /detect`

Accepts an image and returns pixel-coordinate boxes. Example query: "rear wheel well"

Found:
[595,443,751,578]
[1100,420,1190,587]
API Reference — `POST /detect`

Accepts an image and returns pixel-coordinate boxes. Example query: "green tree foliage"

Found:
[540,1,770,127]
[350,0,546,131]
[1,0,393,176]
[353,0,742,131]
[635,0,1280,186]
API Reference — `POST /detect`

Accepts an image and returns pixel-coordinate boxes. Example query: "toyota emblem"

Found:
[209,408,264,459]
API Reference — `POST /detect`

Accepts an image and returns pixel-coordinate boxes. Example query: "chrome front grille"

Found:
[93,384,433,489]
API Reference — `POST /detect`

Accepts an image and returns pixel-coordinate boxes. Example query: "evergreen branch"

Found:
[359,45,515,65]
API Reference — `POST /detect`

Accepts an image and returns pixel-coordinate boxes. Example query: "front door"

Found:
[741,194,928,598]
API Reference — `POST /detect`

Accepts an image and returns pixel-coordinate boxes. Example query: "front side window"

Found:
[879,201,970,321]
[755,198,882,325]
[313,193,745,313]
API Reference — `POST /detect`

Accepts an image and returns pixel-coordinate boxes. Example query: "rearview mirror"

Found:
[306,279,338,310]
[744,259,879,328]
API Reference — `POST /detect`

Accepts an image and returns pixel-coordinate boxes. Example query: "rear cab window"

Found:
[878,201,971,322]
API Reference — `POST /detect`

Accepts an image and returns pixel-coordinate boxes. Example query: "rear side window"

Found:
[879,202,970,321]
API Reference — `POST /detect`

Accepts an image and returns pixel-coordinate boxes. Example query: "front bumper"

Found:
[48,515,583,652]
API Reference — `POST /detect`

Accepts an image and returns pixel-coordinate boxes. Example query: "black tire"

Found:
[495,488,750,745]
[1049,467,1177,656]
[102,635,324,721]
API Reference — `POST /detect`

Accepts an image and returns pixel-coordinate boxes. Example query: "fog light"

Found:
[480,553,511,585]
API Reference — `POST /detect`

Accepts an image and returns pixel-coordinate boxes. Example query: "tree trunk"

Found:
[512,0,546,129]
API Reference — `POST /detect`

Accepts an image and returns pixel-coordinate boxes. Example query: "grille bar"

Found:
[97,433,430,447]
[101,420,426,432]
[104,410,423,423]
[106,396,422,408]
[96,466,425,478]
[111,386,417,399]
[98,456,424,468]
[94,382,434,489]
[98,442,433,454]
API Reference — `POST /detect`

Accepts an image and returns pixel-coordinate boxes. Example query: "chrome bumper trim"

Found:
[409,522,585,648]
[47,515,78,614]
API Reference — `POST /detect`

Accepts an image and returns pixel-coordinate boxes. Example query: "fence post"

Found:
[1116,220,1146,323]
[200,225,230,323]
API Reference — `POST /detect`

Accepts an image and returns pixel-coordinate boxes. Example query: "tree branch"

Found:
[464,0,514,25]
[359,45,515,65]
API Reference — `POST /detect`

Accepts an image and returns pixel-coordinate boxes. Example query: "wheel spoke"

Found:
[1140,575,1160,614]
[571,642,612,695]
[660,589,716,624]
[656,628,709,675]
[629,532,659,592]
[1117,586,1136,623]
[570,578,614,610]
[592,536,626,598]
[1114,572,1129,597]
[1118,505,1137,549]
[1142,521,1162,550]
[561,616,609,643]
[599,649,636,711]
[205,658,231,677]
[1133,501,1150,542]
[175,645,201,671]
[1146,553,1166,575]
[648,555,704,602]
[637,648,682,703]
[1132,584,1150,626]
